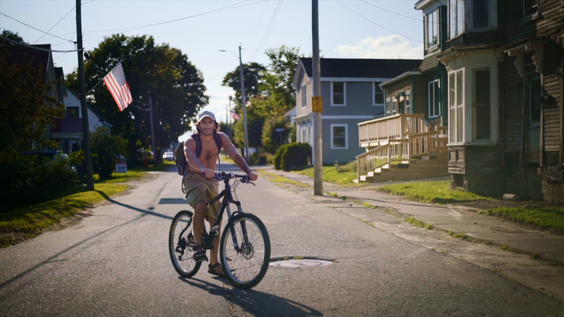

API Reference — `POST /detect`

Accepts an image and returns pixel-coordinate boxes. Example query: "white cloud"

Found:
[336,35,423,59]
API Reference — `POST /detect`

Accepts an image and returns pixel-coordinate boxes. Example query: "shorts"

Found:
[183,172,221,219]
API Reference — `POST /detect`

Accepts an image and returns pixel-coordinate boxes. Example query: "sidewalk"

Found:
[259,165,564,264]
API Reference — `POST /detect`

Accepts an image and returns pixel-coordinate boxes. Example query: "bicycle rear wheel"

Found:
[169,210,201,277]
[220,213,270,289]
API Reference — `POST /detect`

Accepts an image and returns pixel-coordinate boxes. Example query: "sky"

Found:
[0,0,424,139]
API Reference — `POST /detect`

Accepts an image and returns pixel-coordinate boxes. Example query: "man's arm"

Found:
[219,133,258,181]
[184,138,215,178]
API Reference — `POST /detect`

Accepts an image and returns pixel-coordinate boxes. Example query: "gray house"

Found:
[292,58,422,164]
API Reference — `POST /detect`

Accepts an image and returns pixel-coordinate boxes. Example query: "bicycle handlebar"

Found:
[201,171,253,184]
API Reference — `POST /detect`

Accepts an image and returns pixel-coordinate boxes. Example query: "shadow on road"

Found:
[179,277,322,316]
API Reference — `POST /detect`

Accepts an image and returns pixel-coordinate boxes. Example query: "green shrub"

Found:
[274,142,312,171]
[0,155,80,212]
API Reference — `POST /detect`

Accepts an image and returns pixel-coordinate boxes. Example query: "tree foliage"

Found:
[0,29,25,45]
[66,34,208,163]
[0,48,64,165]
[90,127,126,179]
[222,62,266,106]
[225,46,301,154]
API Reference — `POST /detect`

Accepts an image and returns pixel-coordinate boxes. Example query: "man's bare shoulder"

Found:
[184,136,196,150]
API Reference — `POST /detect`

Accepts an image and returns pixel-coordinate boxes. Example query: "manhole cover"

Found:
[269,259,333,268]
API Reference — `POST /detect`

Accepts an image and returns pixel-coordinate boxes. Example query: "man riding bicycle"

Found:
[183,110,258,277]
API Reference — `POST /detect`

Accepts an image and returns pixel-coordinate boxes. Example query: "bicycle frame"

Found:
[205,173,250,254]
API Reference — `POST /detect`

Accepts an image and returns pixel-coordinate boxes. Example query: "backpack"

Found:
[175,133,222,192]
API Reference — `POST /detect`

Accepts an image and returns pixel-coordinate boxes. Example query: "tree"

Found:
[0,29,25,45]
[66,34,208,163]
[0,48,64,166]
[222,62,266,106]
[90,127,126,179]
[262,46,301,107]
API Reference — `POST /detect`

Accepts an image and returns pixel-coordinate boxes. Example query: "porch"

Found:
[356,114,448,183]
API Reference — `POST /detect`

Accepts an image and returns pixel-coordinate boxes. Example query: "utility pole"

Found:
[149,96,156,165]
[76,0,94,190]
[312,0,323,195]
[239,45,249,162]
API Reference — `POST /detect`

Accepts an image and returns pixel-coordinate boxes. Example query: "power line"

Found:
[360,0,421,21]
[250,0,283,62]
[34,6,76,44]
[0,13,75,44]
[337,0,422,43]
[0,36,81,53]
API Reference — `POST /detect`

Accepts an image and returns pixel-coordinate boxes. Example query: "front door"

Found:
[526,74,541,163]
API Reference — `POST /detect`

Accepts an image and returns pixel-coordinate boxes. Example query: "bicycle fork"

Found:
[226,201,252,256]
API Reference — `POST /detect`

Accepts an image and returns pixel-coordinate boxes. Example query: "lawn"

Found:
[0,161,175,247]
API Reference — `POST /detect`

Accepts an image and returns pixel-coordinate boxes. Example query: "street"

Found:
[0,164,563,316]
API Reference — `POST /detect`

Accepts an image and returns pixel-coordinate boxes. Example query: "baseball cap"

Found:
[196,110,216,124]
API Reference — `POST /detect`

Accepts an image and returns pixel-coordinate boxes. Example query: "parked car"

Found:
[163,151,174,161]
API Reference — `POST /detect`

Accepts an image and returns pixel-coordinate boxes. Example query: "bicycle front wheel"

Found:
[169,210,201,278]
[220,213,271,289]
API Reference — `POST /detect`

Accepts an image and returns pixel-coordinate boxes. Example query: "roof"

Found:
[299,58,422,79]
[1,44,51,81]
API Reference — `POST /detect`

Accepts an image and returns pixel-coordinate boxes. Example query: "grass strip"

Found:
[257,170,310,188]
[296,165,358,186]
[485,206,564,234]
[0,183,129,247]
[377,180,490,204]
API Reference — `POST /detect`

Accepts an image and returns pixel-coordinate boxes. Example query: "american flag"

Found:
[103,62,132,112]
[231,110,240,120]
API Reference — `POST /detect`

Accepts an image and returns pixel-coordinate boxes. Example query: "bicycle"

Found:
[168,171,271,289]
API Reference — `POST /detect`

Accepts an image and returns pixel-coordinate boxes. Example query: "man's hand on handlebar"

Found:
[247,172,258,181]
[202,168,215,179]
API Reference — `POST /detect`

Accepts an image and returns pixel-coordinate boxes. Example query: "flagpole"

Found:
[76,0,94,190]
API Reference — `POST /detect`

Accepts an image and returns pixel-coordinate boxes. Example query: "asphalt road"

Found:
[0,163,563,316]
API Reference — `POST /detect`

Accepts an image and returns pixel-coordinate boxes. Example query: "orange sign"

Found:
[312,96,323,113]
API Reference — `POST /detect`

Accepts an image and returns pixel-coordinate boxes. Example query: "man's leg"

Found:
[192,201,208,261]
[207,217,225,275]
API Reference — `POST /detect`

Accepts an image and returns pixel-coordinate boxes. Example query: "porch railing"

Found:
[358,114,430,146]
[356,127,448,182]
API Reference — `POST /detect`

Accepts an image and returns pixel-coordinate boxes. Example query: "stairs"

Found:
[359,154,448,183]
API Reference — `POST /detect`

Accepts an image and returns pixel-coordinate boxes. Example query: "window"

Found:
[373,82,384,105]
[331,124,348,149]
[473,0,489,28]
[66,107,79,118]
[301,84,307,107]
[474,70,490,140]
[428,79,440,118]
[449,0,464,38]
[331,82,345,105]
[426,9,439,49]
[386,98,391,116]
[392,98,398,115]
[524,0,540,19]
[405,91,412,114]
[449,70,464,143]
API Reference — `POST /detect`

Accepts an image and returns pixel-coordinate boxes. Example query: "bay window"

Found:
[428,79,441,118]
[426,9,439,49]
[473,69,491,140]
[449,0,464,38]
[449,70,464,143]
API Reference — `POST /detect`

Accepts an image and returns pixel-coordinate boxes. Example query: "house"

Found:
[355,0,564,202]
[292,58,422,164]
[51,88,112,153]
[354,0,451,183]
[3,43,111,155]
[434,0,564,202]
